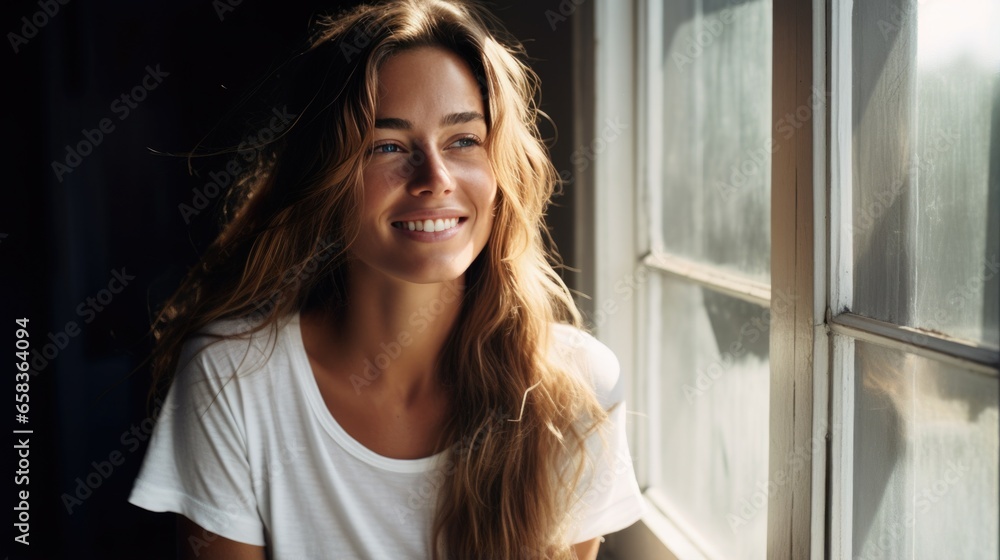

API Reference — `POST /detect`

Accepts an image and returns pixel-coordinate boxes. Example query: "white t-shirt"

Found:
[128,312,644,559]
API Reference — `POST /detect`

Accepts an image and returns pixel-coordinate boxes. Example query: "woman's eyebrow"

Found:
[440,111,485,126]
[374,111,485,129]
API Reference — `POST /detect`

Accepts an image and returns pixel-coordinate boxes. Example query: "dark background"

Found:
[3,1,582,557]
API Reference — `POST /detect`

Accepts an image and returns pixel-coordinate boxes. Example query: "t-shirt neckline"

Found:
[287,311,447,473]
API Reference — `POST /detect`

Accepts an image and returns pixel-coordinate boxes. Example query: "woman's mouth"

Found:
[391,217,462,233]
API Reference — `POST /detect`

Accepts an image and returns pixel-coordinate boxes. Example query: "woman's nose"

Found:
[405,149,455,197]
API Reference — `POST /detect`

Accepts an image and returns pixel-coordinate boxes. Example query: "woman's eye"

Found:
[372,143,402,154]
[451,136,481,149]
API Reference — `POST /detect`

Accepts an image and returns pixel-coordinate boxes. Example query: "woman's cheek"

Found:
[363,156,412,189]
[455,158,497,198]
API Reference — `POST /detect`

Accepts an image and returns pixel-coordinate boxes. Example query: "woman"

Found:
[128,1,644,558]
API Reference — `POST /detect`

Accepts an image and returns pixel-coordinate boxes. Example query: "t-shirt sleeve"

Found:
[127,336,265,546]
[557,327,646,545]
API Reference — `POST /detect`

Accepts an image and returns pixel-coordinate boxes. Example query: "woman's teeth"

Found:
[392,218,460,233]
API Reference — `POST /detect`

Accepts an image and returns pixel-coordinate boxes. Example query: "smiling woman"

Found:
[126,1,643,559]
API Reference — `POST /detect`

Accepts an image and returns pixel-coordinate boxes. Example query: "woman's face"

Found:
[351,46,497,285]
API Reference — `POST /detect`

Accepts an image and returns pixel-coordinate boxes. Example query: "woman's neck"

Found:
[315,263,465,405]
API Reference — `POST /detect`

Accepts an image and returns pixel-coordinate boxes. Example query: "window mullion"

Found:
[769,0,818,558]
[827,2,854,559]
[829,335,855,560]
[830,312,999,376]
[642,252,771,307]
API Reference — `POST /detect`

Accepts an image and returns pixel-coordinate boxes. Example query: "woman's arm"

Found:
[177,515,266,560]
[572,537,601,560]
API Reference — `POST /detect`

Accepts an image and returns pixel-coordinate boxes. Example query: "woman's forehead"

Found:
[373,46,486,121]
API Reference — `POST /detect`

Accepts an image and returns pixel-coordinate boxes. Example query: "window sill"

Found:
[601,492,710,560]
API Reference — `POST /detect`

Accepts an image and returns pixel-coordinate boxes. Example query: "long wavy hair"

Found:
[150,1,608,557]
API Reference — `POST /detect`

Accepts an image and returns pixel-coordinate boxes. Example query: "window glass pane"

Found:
[657,0,772,282]
[851,0,1000,348]
[853,341,999,559]
[649,275,770,559]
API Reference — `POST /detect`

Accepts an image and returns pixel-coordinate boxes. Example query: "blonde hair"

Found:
[150,1,608,557]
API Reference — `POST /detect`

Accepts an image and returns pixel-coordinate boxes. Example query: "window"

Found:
[577,0,999,558]
[642,0,773,558]
[830,1,999,558]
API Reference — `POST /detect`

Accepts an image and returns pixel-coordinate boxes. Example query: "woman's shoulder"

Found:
[548,322,624,408]
[176,313,298,381]
[193,310,291,337]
